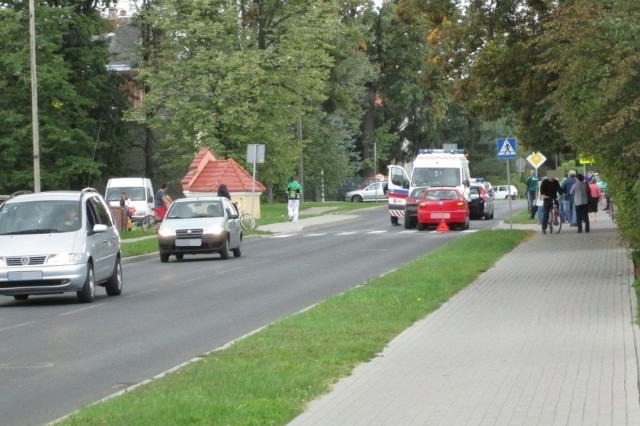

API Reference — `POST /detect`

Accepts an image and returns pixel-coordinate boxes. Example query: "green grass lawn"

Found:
[60,229,530,426]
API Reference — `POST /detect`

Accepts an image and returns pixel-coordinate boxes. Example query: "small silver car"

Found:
[157,197,242,262]
[344,181,386,202]
[0,188,123,303]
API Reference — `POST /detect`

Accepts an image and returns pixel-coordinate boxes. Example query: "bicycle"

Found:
[235,204,256,230]
[130,207,164,232]
[547,200,562,234]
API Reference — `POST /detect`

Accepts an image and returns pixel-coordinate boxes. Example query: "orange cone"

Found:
[436,219,450,233]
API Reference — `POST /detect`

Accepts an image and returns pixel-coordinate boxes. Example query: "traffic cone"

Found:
[436,219,450,233]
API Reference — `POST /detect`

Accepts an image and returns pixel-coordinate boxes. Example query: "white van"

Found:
[105,178,155,224]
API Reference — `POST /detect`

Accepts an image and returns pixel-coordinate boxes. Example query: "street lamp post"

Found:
[29,0,41,192]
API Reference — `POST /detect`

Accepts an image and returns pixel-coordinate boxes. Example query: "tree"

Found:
[364,0,454,171]
[0,1,129,192]
[140,0,342,197]
[536,0,640,245]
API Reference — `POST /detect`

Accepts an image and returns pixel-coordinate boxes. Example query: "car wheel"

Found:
[176,253,184,261]
[77,263,95,303]
[417,222,426,231]
[105,256,123,296]
[220,237,230,259]
[160,252,170,263]
[232,238,242,257]
[404,217,416,229]
[13,295,28,301]
[351,195,363,202]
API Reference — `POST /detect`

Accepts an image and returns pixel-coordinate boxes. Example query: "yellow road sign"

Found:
[526,152,546,169]
[579,154,594,165]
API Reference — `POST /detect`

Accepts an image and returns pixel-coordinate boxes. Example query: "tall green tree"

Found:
[537,0,640,244]
[362,0,454,173]
[447,0,568,158]
[0,1,129,192]
[141,0,342,196]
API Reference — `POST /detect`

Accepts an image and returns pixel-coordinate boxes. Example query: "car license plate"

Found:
[175,238,201,247]
[8,271,43,281]
[431,212,450,219]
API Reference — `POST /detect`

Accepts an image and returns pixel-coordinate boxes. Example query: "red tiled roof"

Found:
[181,148,265,193]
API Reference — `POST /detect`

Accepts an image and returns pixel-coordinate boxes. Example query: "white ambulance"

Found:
[387,149,471,229]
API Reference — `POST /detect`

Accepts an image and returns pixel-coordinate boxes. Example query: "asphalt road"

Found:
[0,200,523,426]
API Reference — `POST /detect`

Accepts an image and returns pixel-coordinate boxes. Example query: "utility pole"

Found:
[29,0,41,192]
[298,114,304,202]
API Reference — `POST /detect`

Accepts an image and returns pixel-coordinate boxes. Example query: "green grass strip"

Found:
[62,229,529,426]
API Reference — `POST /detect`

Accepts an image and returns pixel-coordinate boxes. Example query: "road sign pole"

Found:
[496,138,518,229]
[506,160,512,230]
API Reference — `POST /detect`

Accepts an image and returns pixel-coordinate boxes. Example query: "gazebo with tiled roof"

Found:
[181,148,266,218]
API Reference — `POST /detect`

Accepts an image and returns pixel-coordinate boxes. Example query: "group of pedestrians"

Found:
[527,169,604,234]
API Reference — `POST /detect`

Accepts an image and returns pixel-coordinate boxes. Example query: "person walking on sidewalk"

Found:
[561,170,577,226]
[570,173,590,233]
[287,177,302,222]
[526,169,539,218]
[588,178,602,221]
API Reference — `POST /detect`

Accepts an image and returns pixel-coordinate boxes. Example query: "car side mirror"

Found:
[402,179,410,189]
[227,210,238,219]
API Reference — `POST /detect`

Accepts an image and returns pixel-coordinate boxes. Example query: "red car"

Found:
[417,187,470,230]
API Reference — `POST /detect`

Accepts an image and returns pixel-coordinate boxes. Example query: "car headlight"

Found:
[157,227,175,238]
[47,253,83,265]
[0,257,6,267]
[205,224,225,235]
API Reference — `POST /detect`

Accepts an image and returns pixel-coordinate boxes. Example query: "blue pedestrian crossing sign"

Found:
[496,138,517,159]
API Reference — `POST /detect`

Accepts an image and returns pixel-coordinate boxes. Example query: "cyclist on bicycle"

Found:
[539,173,563,234]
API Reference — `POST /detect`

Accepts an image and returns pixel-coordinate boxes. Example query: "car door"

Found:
[86,197,119,281]
[223,199,241,248]
[363,182,384,201]
[387,165,410,202]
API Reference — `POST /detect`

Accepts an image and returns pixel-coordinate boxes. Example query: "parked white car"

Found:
[493,185,519,200]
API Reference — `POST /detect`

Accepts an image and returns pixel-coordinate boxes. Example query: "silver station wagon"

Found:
[0,188,123,303]
[157,196,242,262]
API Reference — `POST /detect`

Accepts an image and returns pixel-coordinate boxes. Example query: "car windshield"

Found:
[410,187,428,198]
[106,187,146,202]
[412,168,460,187]
[425,190,459,201]
[167,201,223,219]
[0,200,81,234]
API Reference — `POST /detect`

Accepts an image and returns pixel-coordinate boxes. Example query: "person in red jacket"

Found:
[588,178,602,221]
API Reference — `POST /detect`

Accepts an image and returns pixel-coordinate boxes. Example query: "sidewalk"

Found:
[256,206,360,234]
[289,211,640,425]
